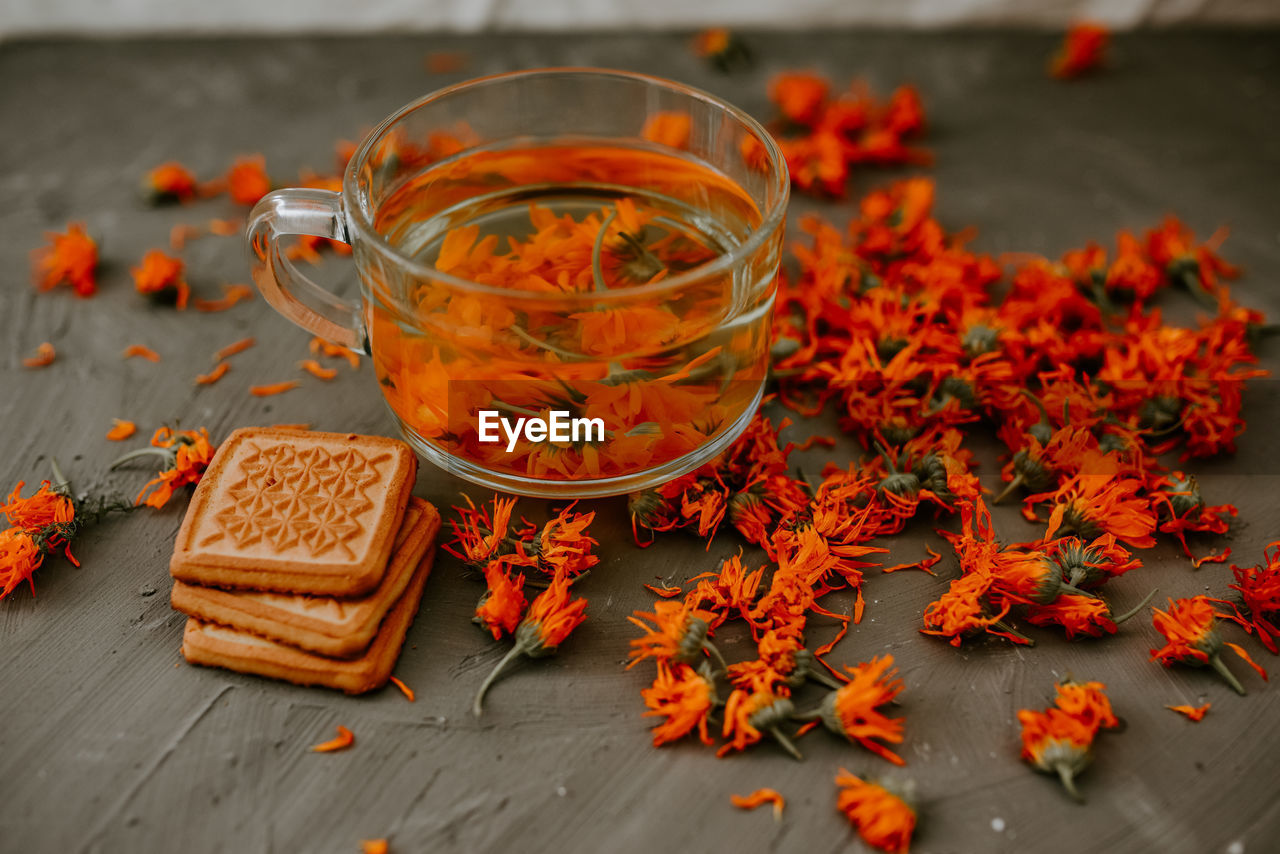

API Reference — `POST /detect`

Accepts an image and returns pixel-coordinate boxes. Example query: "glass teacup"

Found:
[248,68,788,497]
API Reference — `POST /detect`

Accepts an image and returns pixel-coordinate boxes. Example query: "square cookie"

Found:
[171,498,440,658]
[180,536,436,694]
[170,427,417,596]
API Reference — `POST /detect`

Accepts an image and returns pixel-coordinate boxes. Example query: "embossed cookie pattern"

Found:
[191,439,396,562]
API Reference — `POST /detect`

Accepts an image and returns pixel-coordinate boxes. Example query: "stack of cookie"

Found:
[168,427,439,694]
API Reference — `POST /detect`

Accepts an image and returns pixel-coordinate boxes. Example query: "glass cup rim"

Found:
[341,66,790,304]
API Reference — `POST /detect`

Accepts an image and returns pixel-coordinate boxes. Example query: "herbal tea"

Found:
[360,143,776,487]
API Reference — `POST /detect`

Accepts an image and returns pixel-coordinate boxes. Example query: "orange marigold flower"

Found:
[691,27,751,71]
[990,549,1085,606]
[361,840,389,854]
[310,724,354,753]
[445,494,520,567]
[32,223,98,297]
[0,528,44,602]
[730,788,784,821]
[719,689,801,760]
[3,479,72,529]
[1052,679,1119,733]
[692,27,731,57]
[131,249,189,309]
[642,660,717,747]
[226,155,272,206]
[802,655,905,765]
[628,599,725,670]
[1218,541,1280,654]
[472,572,586,716]
[1023,590,1156,640]
[116,427,217,509]
[686,553,765,625]
[769,71,829,126]
[1047,534,1141,590]
[143,161,198,203]
[106,419,137,441]
[1017,707,1097,802]
[1144,215,1239,304]
[1041,473,1157,549]
[1017,678,1119,802]
[1150,595,1266,695]
[1,480,79,596]
[474,560,527,640]
[1049,22,1109,80]
[920,570,1023,647]
[1167,702,1210,722]
[22,342,56,369]
[528,507,599,578]
[834,771,917,854]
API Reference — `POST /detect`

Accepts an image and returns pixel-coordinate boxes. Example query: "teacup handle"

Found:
[247,188,367,354]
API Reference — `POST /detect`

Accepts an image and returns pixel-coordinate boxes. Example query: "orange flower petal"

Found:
[361,840,389,854]
[643,583,684,599]
[249,381,300,397]
[195,362,230,386]
[389,675,415,702]
[123,345,161,362]
[1225,641,1268,682]
[299,359,338,380]
[106,419,137,441]
[310,725,354,753]
[730,788,785,821]
[22,342,56,368]
[214,337,256,361]
[309,336,361,369]
[1166,703,1210,722]
[194,283,255,313]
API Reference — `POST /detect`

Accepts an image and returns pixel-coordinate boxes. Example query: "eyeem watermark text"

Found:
[477,410,606,452]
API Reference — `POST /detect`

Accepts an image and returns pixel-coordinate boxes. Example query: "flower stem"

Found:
[1111,588,1159,625]
[1209,652,1246,696]
[704,638,729,673]
[1055,762,1084,803]
[993,474,1024,505]
[509,326,585,361]
[473,642,526,717]
[49,457,71,494]
[591,209,618,292]
[807,668,843,691]
[992,619,1035,646]
[768,725,803,761]
[1059,582,1095,598]
[790,708,823,723]
[109,447,173,470]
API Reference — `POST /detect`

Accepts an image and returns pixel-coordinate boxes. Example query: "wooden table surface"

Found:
[2,29,1278,854]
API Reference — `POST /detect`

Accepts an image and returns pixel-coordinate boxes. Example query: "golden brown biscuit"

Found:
[169,427,417,596]
[171,498,440,658]
[180,539,435,694]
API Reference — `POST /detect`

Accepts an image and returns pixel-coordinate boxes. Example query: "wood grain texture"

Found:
[1,29,1279,854]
